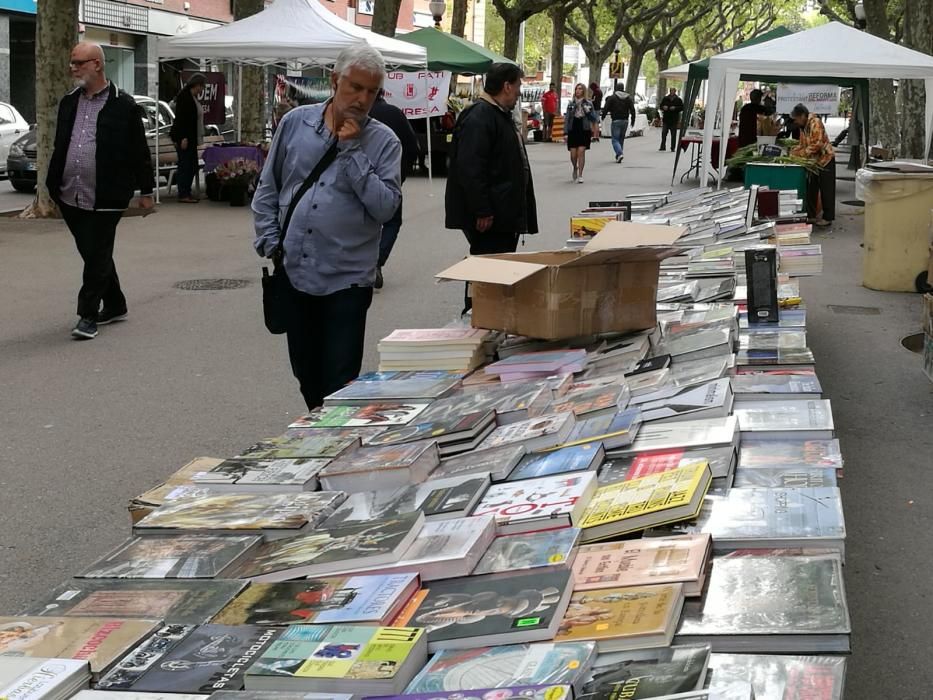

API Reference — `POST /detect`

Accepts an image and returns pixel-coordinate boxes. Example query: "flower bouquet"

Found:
[214,158,260,206]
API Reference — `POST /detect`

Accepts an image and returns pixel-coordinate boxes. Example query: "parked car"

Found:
[7,129,36,192]
[0,102,30,175]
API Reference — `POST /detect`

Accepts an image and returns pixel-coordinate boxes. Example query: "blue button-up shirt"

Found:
[252,101,402,297]
[60,82,110,210]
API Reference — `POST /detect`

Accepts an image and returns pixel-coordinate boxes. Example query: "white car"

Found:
[0,102,30,173]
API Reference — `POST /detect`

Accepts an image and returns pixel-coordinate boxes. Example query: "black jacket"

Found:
[47,84,155,209]
[602,91,637,125]
[370,96,419,182]
[445,98,538,235]
[659,94,684,123]
[170,88,200,145]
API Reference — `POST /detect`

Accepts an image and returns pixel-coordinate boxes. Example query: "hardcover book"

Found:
[706,653,846,700]
[553,409,643,451]
[572,534,711,596]
[638,378,734,424]
[508,444,604,482]
[472,473,598,535]
[599,446,736,483]
[734,400,834,439]
[191,458,330,492]
[373,684,572,700]
[579,463,712,542]
[364,411,495,448]
[738,439,842,472]
[133,492,346,540]
[472,528,580,576]
[0,617,160,678]
[432,444,526,482]
[210,573,420,627]
[403,642,597,693]
[21,579,247,625]
[414,386,551,427]
[391,569,575,651]
[612,416,738,457]
[236,434,360,461]
[546,386,630,420]
[318,442,440,492]
[675,553,851,653]
[323,374,462,405]
[579,644,711,700]
[477,413,576,453]
[244,625,427,695]
[78,535,262,579]
[212,692,352,700]
[228,512,426,583]
[0,657,90,700]
[554,584,685,652]
[293,403,430,428]
[732,467,837,488]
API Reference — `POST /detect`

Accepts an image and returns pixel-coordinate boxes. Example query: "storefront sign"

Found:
[383,71,451,118]
[776,84,840,115]
[182,71,226,125]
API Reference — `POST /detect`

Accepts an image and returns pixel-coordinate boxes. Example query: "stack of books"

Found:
[378,329,490,372]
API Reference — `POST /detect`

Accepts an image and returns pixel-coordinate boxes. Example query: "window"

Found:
[0,105,14,124]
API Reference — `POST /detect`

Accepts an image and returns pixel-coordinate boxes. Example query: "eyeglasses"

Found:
[69,59,97,67]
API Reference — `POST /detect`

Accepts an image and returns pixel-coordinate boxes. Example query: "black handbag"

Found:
[262,140,339,334]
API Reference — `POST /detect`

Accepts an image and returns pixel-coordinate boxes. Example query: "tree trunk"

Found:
[371,0,403,37]
[234,0,265,144]
[503,15,521,60]
[898,0,933,158]
[863,0,899,152]
[549,7,566,87]
[581,46,611,91]
[655,52,671,106]
[26,0,77,218]
[451,0,468,37]
[625,47,646,95]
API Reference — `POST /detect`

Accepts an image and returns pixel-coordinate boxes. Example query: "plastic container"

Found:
[856,167,933,292]
[744,162,807,199]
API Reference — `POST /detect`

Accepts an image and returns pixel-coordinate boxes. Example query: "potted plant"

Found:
[214,158,260,207]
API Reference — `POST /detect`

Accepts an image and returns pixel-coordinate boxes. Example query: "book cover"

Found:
[732,467,837,488]
[571,535,711,594]
[478,413,575,452]
[735,348,815,366]
[236,434,360,460]
[380,329,488,345]
[0,657,90,700]
[508,444,604,482]
[737,439,842,471]
[415,386,550,426]
[211,692,353,700]
[210,574,420,626]
[599,446,735,483]
[734,400,834,436]
[192,458,329,490]
[134,492,346,536]
[731,373,822,399]
[21,579,247,625]
[579,463,711,541]
[638,379,733,423]
[110,624,283,693]
[706,653,846,700]
[365,411,495,447]
[432,445,526,482]
[472,528,580,576]
[547,386,628,419]
[486,350,588,375]
[737,331,808,350]
[74,691,212,699]
[403,642,597,692]
[374,684,572,700]
[323,376,461,404]
[571,216,619,239]
[553,584,684,651]
[617,416,738,456]
[0,617,160,676]
[78,535,261,579]
[392,570,574,651]
[229,513,425,582]
[245,625,425,686]
[556,409,643,451]
[295,403,430,428]
[472,473,597,534]
[579,644,711,700]
[319,442,438,479]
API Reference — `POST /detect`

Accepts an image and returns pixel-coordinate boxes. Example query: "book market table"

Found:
[678,134,739,183]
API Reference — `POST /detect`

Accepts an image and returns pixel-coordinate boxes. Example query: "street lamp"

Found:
[428,0,446,28]
[853,1,867,28]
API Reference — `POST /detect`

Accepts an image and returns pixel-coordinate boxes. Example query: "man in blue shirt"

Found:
[253,43,402,409]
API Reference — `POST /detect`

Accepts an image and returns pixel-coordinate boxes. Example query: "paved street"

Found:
[1,128,930,695]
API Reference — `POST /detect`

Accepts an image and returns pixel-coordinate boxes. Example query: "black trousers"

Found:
[285,282,374,410]
[461,227,520,311]
[807,158,836,221]
[175,144,198,198]
[660,120,678,150]
[60,203,126,320]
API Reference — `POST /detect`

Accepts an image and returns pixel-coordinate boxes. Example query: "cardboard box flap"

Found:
[583,221,687,251]
[436,255,547,286]
[560,246,678,268]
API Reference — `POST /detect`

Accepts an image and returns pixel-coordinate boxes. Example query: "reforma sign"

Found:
[776,84,841,115]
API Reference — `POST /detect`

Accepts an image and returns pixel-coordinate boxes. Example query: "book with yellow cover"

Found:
[553,583,685,652]
[579,462,711,543]
[570,216,619,239]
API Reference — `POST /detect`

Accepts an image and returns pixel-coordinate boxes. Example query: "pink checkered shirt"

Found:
[60,82,110,210]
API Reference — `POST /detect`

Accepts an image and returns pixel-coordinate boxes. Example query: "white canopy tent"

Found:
[658,62,691,81]
[702,22,933,185]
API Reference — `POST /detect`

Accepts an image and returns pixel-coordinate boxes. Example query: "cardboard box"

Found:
[128,456,223,523]
[437,222,682,340]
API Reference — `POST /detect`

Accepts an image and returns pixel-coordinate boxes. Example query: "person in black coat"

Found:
[658,87,684,152]
[369,90,420,289]
[169,73,205,203]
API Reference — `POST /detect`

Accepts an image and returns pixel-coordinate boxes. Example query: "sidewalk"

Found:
[0,131,929,694]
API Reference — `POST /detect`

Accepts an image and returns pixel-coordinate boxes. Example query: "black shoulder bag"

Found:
[262,140,339,334]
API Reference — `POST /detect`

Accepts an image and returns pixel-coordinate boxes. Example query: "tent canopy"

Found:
[659,62,690,81]
[702,22,933,183]
[158,0,426,69]
[397,27,512,74]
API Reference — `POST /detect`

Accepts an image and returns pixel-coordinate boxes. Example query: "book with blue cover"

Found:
[507,444,604,482]
[552,409,643,451]
[472,528,580,576]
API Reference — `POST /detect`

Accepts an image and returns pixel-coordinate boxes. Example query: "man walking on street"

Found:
[790,103,836,227]
[253,43,401,410]
[541,82,558,142]
[602,87,637,163]
[47,42,154,340]
[445,63,538,311]
[659,87,683,152]
[369,89,419,290]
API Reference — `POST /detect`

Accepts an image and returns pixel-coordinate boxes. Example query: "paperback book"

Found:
[191,458,330,492]
[546,386,630,420]
[553,409,643,451]
[706,653,846,700]
[730,373,822,400]
[0,657,90,700]
[322,374,461,405]
[599,446,736,483]
[738,439,842,472]
[364,411,496,451]
[612,416,739,457]
[373,684,572,700]
[472,472,598,535]
[236,434,360,461]
[472,527,580,576]
[431,444,526,482]
[638,378,734,424]
[415,385,551,427]
[507,444,604,482]
[318,442,440,492]
[733,400,834,440]
[292,403,430,428]
[579,644,711,700]
[732,467,837,488]
[477,413,576,453]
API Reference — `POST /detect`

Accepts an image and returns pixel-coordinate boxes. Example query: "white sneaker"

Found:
[577,177,584,184]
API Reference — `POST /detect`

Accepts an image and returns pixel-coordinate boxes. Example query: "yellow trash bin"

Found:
[856,166,933,292]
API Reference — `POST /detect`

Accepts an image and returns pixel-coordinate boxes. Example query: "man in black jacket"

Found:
[658,87,684,152]
[169,72,206,203]
[369,90,419,289]
[445,62,538,259]
[601,89,637,162]
[47,42,154,340]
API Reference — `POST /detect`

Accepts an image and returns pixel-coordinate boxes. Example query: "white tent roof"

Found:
[703,22,933,183]
[158,0,426,68]
[659,62,690,81]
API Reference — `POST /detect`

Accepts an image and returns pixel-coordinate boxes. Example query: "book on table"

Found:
[363,411,496,451]
[371,684,573,700]
[431,443,526,482]
[317,441,440,492]
[291,403,430,428]
[705,653,846,700]
[550,409,643,451]
[322,373,462,405]
[638,378,734,424]
[732,466,837,488]
[236,434,360,461]
[611,416,739,458]
[476,413,577,453]
[546,385,631,420]
[578,644,711,700]
[599,445,736,483]
[190,457,330,492]
[737,439,842,473]
[472,472,598,535]
[730,373,822,400]
[507,443,604,482]
[471,527,580,576]
[733,400,834,440]
[0,657,90,700]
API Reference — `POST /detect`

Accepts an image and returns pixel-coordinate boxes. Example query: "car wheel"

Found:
[11,180,35,193]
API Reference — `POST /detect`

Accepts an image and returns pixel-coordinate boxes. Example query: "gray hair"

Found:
[334,42,386,78]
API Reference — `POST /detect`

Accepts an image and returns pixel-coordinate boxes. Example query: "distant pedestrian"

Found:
[589,82,603,141]
[737,88,774,148]
[602,87,637,163]
[790,103,835,227]
[541,82,559,142]
[564,83,599,183]
[170,72,206,203]
[445,63,538,309]
[47,41,154,340]
[253,43,402,410]
[369,89,419,290]
[659,87,683,152]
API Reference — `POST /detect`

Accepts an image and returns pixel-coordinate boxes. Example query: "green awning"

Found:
[396,27,514,74]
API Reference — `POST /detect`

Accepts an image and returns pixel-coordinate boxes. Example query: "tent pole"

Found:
[426,72,433,190]
[155,59,161,204]
[237,64,243,142]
